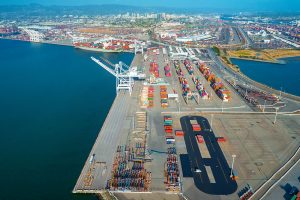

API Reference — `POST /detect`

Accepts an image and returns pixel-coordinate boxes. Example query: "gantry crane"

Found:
[91,57,146,96]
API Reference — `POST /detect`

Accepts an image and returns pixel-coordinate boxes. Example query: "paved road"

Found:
[262,159,300,200]
[180,116,237,195]
[207,48,300,111]
[237,26,253,47]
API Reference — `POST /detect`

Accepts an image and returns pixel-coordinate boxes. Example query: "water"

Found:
[231,57,300,97]
[0,39,134,200]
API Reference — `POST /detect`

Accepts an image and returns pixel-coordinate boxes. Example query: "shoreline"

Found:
[275,54,300,60]
[228,50,300,64]
[2,37,299,99]
[0,38,136,53]
[226,59,300,100]
[0,37,74,47]
[229,56,284,64]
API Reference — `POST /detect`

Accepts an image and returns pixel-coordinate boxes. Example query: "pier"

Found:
[73,47,300,200]
[73,54,144,193]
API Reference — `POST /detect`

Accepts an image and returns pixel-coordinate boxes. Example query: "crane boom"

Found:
[91,57,117,77]
[91,56,146,95]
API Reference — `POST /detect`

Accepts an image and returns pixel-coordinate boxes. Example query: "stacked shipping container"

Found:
[164,147,180,192]
[192,76,209,99]
[148,86,154,108]
[160,86,168,108]
[140,86,154,108]
[164,64,172,77]
[164,116,174,144]
[183,59,194,75]
[149,62,159,78]
[106,145,151,191]
[178,77,192,98]
[197,62,231,102]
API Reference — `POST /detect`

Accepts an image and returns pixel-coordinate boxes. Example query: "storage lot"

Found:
[173,113,300,200]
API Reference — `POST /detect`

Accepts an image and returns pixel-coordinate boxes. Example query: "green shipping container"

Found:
[290,195,296,200]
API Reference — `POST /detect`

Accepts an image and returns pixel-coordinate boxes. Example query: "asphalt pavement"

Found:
[180,116,238,195]
[262,158,300,200]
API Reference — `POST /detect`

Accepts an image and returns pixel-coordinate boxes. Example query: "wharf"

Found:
[73,54,143,194]
[73,46,300,200]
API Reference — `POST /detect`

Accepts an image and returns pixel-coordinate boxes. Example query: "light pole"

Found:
[263,99,267,112]
[279,87,283,99]
[273,107,279,124]
[210,114,214,132]
[222,101,224,113]
[230,154,236,178]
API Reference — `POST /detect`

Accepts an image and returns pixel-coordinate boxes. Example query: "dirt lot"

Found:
[227,49,300,62]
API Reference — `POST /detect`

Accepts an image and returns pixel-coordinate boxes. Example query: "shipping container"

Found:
[175,130,184,136]
[196,135,204,143]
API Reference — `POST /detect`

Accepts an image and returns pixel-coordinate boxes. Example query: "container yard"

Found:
[2,10,300,200]
[74,45,300,200]
[73,38,142,53]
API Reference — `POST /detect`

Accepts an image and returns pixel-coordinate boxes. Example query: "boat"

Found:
[74,45,123,53]
[73,39,136,53]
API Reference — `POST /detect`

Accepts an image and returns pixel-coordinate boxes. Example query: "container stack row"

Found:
[149,62,159,78]
[140,86,154,108]
[174,60,184,76]
[106,145,151,191]
[135,112,147,131]
[174,60,198,103]
[160,85,168,108]
[164,64,172,77]
[148,86,154,108]
[197,62,231,102]
[191,76,209,99]
[183,59,194,75]
[164,147,180,192]
[178,76,192,98]
[164,116,174,144]
[238,184,253,200]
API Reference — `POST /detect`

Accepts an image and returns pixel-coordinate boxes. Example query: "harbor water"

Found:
[231,57,300,97]
[0,39,134,200]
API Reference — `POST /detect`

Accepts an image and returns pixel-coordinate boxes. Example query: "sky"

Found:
[0,0,299,12]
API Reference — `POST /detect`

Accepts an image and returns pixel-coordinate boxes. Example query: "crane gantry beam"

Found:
[91,56,145,96]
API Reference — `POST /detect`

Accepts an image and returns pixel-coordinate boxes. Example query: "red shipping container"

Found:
[196,135,204,143]
[192,124,201,131]
[217,137,226,142]
[175,130,184,136]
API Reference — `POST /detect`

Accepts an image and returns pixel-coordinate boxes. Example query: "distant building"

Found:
[19,27,44,42]
[176,34,213,42]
